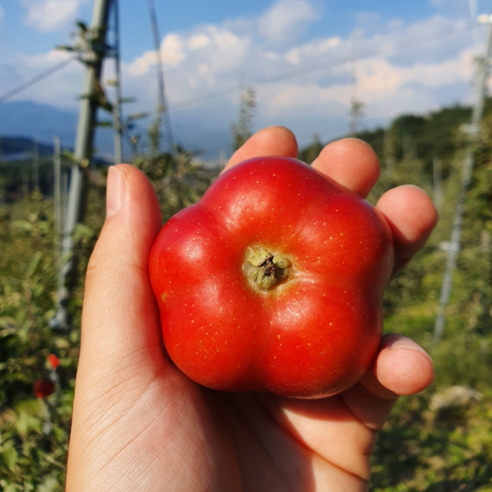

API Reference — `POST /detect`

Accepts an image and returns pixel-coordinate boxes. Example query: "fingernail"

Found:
[389,337,433,362]
[106,166,125,218]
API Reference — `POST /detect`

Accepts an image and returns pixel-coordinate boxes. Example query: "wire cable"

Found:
[0,58,74,104]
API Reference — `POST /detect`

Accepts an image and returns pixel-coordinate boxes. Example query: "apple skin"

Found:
[149,156,394,398]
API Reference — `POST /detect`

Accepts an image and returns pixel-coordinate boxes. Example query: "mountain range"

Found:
[0,100,231,162]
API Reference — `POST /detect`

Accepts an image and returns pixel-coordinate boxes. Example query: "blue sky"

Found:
[0,1,447,58]
[0,0,490,158]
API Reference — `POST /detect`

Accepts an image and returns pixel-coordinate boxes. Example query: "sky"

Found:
[0,0,490,158]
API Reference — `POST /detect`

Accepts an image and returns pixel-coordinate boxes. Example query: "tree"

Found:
[231,87,256,151]
[349,99,364,136]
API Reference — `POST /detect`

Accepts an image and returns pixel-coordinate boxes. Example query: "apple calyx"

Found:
[243,245,292,292]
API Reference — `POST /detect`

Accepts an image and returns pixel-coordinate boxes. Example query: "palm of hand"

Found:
[67,128,436,492]
[71,344,382,491]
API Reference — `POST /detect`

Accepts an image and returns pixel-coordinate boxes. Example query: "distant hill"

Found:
[0,136,55,160]
[0,100,231,161]
[1,99,486,169]
[0,101,78,145]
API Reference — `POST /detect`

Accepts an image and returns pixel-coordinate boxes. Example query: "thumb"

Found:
[78,164,163,379]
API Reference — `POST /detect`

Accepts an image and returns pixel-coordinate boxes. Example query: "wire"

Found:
[0,58,74,104]
[147,0,175,154]
[170,22,475,111]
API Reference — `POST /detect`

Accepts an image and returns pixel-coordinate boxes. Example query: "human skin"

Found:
[66,127,437,492]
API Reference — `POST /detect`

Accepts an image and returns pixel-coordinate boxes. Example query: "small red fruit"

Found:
[47,354,60,370]
[34,379,55,399]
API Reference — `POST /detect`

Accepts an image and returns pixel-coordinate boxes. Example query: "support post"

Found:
[147,0,174,153]
[433,156,442,213]
[434,18,492,342]
[52,0,112,330]
[53,136,62,267]
[112,0,123,164]
[32,139,39,191]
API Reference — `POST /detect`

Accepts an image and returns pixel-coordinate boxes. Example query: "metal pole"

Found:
[53,0,112,330]
[433,156,442,213]
[349,31,356,136]
[434,19,492,342]
[61,171,67,234]
[54,136,62,268]
[147,0,174,153]
[384,129,394,179]
[33,139,39,191]
[112,0,123,164]
[146,0,183,211]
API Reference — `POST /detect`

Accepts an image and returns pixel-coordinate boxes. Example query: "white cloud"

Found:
[264,51,280,61]
[209,26,243,53]
[127,34,186,76]
[127,25,250,90]
[189,34,210,50]
[198,63,208,75]
[319,37,341,51]
[161,34,186,66]
[127,51,156,77]
[21,0,86,32]
[7,49,84,109]
[357,50,473,105]
[258,0,317,45]
[285,48,301,65]
[284,36,341,65]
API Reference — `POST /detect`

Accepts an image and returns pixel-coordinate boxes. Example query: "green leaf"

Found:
[37,477,59,492]
[12,220,33,233]
[3,483,17,492]
[126,112,149,122]
[96,120,114,128]
[26,251,43,279]
[55,45,75,52]
[77,93,100,102]
[72,224,94,243]
[61,150,78,164]
[15,411,41,439]
[2,446,18,472]
[75,21,88,32]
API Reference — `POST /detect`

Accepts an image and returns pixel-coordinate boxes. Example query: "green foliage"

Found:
[372,392,492,491]
[0,193,84,489]
[134,117,217,222]
[0,158,56,203]
[349,99,364,136]
[57,20,110,66]
[298,133,324,164]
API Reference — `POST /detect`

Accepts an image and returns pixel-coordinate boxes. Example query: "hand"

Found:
[66,127,437,491]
